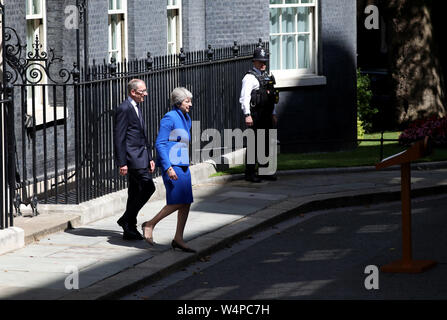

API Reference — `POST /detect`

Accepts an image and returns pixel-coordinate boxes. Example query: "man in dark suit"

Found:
[114,79,156,240]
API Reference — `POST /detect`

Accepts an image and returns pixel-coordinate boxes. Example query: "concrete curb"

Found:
[59,181,447,300]
[203,160,447,184]
[8,159,447,253]
[0,227,25,256]
[274,160,447,176]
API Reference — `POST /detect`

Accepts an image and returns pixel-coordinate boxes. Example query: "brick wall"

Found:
[87,0,108,64]
[205,0,269,48]
[127,0,166,59]
[182,0,206,52]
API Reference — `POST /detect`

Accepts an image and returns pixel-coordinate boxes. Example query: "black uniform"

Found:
[245,69,278,179]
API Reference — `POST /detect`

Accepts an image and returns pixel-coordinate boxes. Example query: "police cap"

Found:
[253,47,269,62]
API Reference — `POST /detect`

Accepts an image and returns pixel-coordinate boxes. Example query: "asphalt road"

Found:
[122,194,447,300]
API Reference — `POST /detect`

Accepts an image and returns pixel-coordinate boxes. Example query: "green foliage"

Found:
[357,117,365,140]
[357,69,378,133]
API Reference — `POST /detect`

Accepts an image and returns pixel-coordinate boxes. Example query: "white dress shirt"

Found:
[128,97,139,117]
[239,69,276,116]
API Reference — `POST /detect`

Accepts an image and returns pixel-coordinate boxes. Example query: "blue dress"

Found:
[155,107,193,205]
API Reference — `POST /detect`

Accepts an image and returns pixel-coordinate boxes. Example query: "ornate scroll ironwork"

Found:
[4,27,73,85]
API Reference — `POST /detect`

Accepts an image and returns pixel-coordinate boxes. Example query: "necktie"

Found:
[137,105,144,127]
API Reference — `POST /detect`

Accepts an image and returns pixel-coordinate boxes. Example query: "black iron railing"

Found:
[1,3,16,229]
[4,34,266,210]
[71,41,265,204]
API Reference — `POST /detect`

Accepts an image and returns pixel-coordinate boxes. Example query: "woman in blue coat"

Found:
[142,87,196,253]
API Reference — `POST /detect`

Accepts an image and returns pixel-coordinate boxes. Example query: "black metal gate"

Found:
[4,26,78,212]
[1,3,15,229]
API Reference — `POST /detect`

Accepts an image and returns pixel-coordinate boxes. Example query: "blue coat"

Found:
[155,107,191,172]
[114,97,153,169]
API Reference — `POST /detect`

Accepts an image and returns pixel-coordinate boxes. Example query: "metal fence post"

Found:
[72,63,81,204]
[178,48,186,87]
[5,83,15,227]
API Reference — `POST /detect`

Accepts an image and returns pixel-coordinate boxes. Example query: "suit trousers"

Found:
[245,109,273,177]
[123,168,156,226]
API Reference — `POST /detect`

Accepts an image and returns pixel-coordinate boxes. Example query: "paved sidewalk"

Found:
[1,163,447,300]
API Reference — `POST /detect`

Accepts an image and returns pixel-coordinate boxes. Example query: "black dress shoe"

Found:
[130,226,144,240]
[118,218,144,240]
[258,175,277,181]
[245,175,262,183]
[123,230,144,240]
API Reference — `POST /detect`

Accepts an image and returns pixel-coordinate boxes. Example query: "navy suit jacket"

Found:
[114,97,153,169]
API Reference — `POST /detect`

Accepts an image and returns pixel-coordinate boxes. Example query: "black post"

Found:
[178,48,186,87]
[76,0,81,76]
[232,41,239,57]
[207,44,214,61]
[5,83,15,226]
[76,0,88,80]
[82,1,89,78]
[146,52,153,71]
[72,63,81,204]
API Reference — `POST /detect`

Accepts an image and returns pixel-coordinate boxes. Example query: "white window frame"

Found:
[108,0,128,63]
[269,0,326,88]
[26,0,64,125]
[167,0,182,55]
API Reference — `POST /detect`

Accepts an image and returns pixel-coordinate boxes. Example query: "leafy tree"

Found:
[357,69,377,133]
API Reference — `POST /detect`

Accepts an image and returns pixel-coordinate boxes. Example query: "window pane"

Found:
[109,0,113,10]
[111,16,117,50]
[285,0,299,3]
[301,0,314,3]
[32,0,41,15]
[281,7,296,34]
[282,35,296,69]
[27,20,35,53]
[269,36,280,70]
[269,0,282,4]
[116,0,122,10]
[298,35,310,68]
[297,7,310,32]
[168,43,175,55]
[167,12,173,42]
[269,8,280,34]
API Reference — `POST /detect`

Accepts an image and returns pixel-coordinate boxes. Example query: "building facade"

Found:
[5,0,357,154]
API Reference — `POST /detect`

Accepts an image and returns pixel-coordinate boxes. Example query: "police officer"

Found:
[239,46,278,182]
